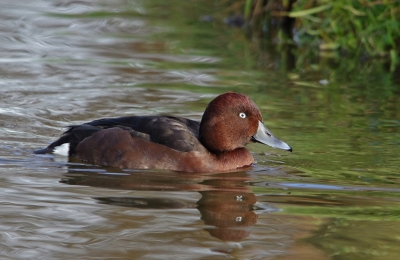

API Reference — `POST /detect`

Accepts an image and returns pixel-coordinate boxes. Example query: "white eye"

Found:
[239,112,246,118]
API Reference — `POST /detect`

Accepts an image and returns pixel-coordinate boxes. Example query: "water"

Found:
[1,0,400,259]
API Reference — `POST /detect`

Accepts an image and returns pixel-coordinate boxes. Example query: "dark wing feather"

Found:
[35,116,202,155]
[89,116,202,152]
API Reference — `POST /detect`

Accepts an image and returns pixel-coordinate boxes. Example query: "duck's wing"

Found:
[34,116,202,155]
[90,116,202,152]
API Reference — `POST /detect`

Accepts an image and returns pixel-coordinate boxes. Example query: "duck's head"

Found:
[199,92,292,153]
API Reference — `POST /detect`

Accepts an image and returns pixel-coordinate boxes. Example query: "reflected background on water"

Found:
[1,0,400,259]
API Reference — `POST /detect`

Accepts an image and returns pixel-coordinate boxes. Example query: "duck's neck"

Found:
[214,148,255,171]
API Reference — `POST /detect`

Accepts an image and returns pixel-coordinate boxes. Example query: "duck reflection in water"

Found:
[197,190,261,241]
[61,167,278,241]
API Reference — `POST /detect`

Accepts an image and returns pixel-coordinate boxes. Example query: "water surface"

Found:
[1,0,400,259]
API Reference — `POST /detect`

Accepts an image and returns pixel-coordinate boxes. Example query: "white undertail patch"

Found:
[53,143,70,156]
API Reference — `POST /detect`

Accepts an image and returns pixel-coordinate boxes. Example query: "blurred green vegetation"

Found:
[242,0,400,70]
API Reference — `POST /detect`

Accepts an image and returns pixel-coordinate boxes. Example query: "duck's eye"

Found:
[239,112,246,118]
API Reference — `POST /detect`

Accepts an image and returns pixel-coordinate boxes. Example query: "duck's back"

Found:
[35,116,204,156]
[88,116,203,152]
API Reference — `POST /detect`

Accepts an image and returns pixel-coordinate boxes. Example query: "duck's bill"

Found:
[251,121,292,152]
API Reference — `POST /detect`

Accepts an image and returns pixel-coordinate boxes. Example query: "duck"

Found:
[35,92,292,172]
